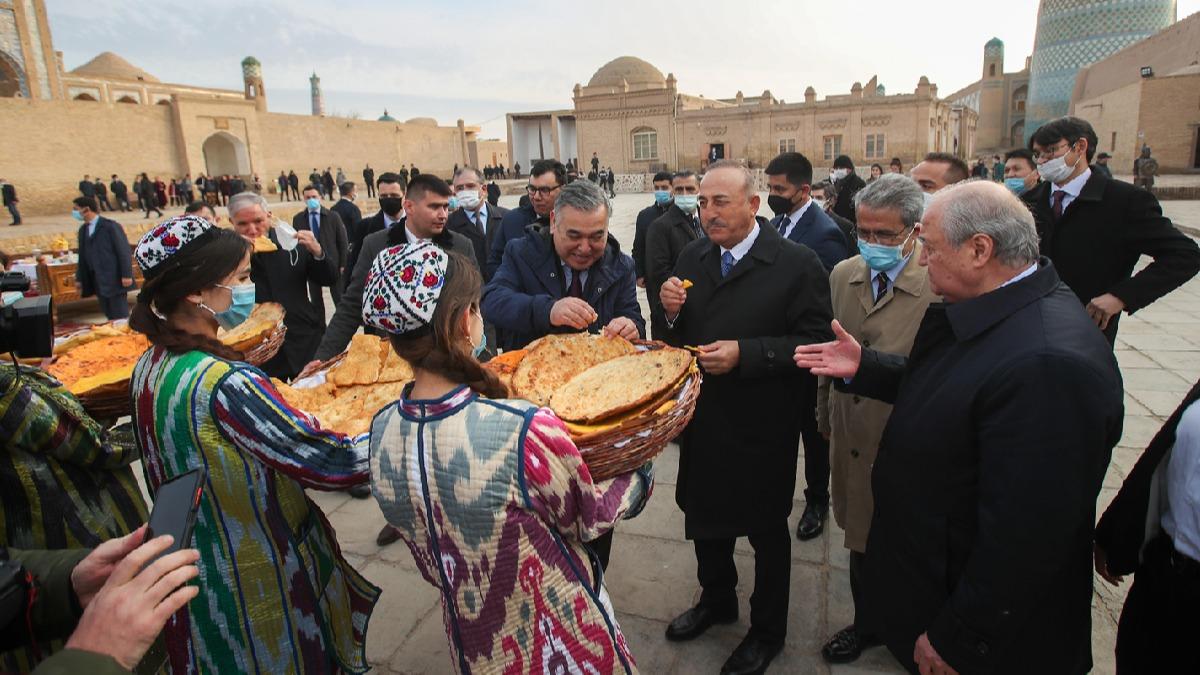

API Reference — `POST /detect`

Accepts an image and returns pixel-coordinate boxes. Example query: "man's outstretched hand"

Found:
[793,320,862,379]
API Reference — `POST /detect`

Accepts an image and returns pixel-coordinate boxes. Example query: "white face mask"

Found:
[812,197,826,210]
[456,189,481,210]
[1038,144,1083,184]
[831,168,849,181]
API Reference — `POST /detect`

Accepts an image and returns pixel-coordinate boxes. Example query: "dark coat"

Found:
[252,228,338,378]
[109,180,128,199]
[769,202,850,273]
[288,173,299,189]
[447,203,508,280]
[832,172,866,224]
[292,207,348,284]
[362,168,375,184]
[828,209,857,256]
[93,181,107,197]
[486,182,501,207]
[346,210,388,274]
[632,202,670,279]
[330,198,363,255]
[77,180,96,198]
[1096,378,1200,575]
[75,217,133,299]
[844,261,1123,674]
[481,228,644,351]
[1,183,15,206]
[314,219,475,361]
[663,223,833,539]
[486,203,543,278]
[645,204,703,339]
[1023,170,1200,342]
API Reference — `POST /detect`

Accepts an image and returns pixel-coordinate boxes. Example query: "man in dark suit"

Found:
[72,197,134,320]
[830,156,866,225]
[93,178,112,212]
[229,191,335,380]
[486,159,565,278]
[78,175,96,201]
[486,180,501,207]
[810,180,856,255]
[330,181,363,305]
[362,165,375,198]
[276,172,289,202]
[447,167,507,278]
[321,168,335,200]
[1,178,19,226]
[109,175,130,212]
[796,180,1124,675]
[645,170,703,339]
[632,171,674,289]
[345,172,404,275]
[1095,379,1200,673]
[288,170,300,200]
[658,161,833,675]
[764,151,849,544]
[1024,116,1200,345]
[295,185,348,319]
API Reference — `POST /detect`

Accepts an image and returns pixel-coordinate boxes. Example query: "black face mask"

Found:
[379,196,403,217]
[767,193,798,216]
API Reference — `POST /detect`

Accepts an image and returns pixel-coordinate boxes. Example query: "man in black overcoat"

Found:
[659,161,833,675]
[796,180,1124,675]
[645,170,702,339]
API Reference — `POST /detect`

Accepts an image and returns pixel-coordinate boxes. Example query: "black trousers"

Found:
[694,520,791,644]
[800,372,830,504]
[1116,535,1200,674]
[366,182,376,198]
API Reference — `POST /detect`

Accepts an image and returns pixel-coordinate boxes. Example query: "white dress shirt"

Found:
[721,223,762,264]
[777,199,813,240]
[1162,400,1200,562]
[1050,168,1091,213]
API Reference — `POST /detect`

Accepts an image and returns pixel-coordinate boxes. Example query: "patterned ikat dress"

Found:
[371,384,654,674]
[131,346,379,674]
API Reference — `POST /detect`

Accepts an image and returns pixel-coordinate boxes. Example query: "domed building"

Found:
[509,55,975,175]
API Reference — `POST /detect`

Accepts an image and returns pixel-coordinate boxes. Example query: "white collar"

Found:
[1053,168,1091,198]
[721,223,761,262]
[1000,262,1039,288]
[781,199,813,227]
[404,225,428,246]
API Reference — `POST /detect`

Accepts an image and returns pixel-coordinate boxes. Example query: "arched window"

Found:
[156,99,171,106]
[1012,85,1027,113]
[73,92,98,101]
[632,128,658,161]
[116,95,138,104]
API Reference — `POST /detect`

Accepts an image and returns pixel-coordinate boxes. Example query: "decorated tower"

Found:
[310,71,324,117]
[242,56,266,112]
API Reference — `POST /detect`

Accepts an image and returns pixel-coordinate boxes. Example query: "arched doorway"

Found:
[202,132,250,176]
[0,50,28,98]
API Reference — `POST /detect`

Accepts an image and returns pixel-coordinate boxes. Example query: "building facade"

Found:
[946,38,1031,155]
[509,56,977,176]
[1024,0,1176,144]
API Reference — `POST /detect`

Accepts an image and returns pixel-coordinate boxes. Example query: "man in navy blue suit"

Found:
[72,197,134,320]
[765,151,849,543]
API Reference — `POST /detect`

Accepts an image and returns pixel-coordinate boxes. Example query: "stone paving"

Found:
[8,192,1199,674]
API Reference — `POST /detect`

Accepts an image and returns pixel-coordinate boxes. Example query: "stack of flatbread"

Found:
[273,334,413,436]
[507,333,637,406]
[217,302,285,353]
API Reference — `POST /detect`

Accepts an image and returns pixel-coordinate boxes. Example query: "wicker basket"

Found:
[72,320,287,421]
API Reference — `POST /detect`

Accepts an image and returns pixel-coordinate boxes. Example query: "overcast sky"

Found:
[47,0,1199,139]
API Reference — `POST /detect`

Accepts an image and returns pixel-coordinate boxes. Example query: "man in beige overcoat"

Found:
[815,173,940,665]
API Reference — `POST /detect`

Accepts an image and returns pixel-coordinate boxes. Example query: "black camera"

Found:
[0,272,53,359]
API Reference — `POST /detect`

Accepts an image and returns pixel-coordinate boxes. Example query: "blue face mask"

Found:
[653,190,671,206]
[470,309,487,358]
[207,282,256,330]
[71,209,84,222]
[857,229,914,272]
[305,198,320,211]
[448,196,459,211]
[1004,177,1028,195]
[674,194,699,214]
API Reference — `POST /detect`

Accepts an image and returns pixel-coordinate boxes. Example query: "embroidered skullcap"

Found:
[134,215,214,278]
[362,242,448,335]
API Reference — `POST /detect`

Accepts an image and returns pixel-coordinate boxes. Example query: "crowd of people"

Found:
[4,114,1200,675]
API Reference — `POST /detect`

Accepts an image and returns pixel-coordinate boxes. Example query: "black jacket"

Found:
[252,228,338,378]
[663,223,833,539]
[75,217,133,299]
[645,204,703,339]
[1096,378,1200,575]
[292,207,348,286]
[1023,170,1200,342]
[330,198,363,254]
[832,172,866,224]
[632,202,670,279]
[346,210,388,274]
[486,182,501,207]
[314,219,475,361]
[844,260,1123,674]
[446,203,508,280]
[1,183,15,206]
[109,180,127,199]
[77,180,96,198]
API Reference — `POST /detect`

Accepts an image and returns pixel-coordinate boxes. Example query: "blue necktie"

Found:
[309,211,320,239]
[720,251,735,277]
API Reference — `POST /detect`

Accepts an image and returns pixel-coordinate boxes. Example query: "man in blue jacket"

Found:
[483,178,644,352]
[765,152,849,544]
[73,197,134,320]
[485,159,565,278]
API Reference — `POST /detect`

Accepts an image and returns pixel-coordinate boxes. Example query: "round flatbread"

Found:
[218,302,284,353]
[511,333,636,407]
[550,347,693,424]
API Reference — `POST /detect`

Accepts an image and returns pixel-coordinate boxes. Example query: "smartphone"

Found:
[145,468,206,562]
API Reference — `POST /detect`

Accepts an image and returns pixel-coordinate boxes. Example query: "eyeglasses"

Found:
[857,227,912,245]
[525,184,561,196]
[1032,141,1072,162]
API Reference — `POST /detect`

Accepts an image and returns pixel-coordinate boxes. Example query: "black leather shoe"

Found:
[795,498,829,541]
[665,604,737,642]
[720,634,783,675]
[821,624,880,664]
[347,484,372,499]
[375,524,402,547]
